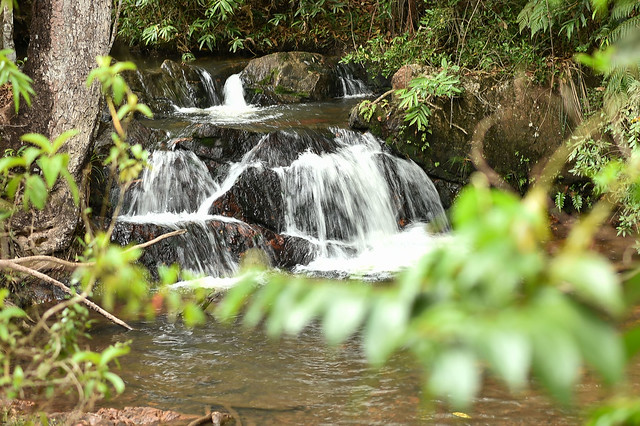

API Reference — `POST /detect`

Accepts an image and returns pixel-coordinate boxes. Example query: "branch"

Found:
[10,255,93,270]
[124,229,187,253]
[0,259,133,330]
[470,113,514,192]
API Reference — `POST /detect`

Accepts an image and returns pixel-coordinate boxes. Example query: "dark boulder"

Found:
[112,218,315,279]
[241,52,338,104]
[209,166,284,232]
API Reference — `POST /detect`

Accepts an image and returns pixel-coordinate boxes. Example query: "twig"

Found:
[0,260,133,330]
[124,229,187,252]
[10,255,93,270]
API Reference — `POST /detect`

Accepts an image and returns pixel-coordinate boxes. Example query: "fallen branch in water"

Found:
[0,259,133,330]
[187,411,233,426]
[7,229,188,272]
[124,228,187,252]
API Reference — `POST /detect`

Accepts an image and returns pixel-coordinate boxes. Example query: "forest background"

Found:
[1,0,640,424]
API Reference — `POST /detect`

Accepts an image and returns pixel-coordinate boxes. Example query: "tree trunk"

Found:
[2,5,16,62]
[10,0,112,255]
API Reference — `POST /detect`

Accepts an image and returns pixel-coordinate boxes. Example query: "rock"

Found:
[112,219,315,278]
[209,166,285,232]
[123,59,228,115]
[241,52,338,104]
[241,129,340,167]
[49,406,198,425]
[174,123,266,163]
[352,68,576,192]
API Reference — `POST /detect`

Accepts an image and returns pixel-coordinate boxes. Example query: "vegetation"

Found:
[2,0,640,423]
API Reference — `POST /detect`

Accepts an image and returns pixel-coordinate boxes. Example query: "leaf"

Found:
[52,129,79,153]
[37,155,64,188]
[483,328,531,391]
[532,328,581,404]
[363,294,410,365]
[183,302,206,327]
[322,288,368,345]
[24,175,48,210]
[573,311,624,384]
[104,371,126,395]
[550,254,623,316]
[21,133,53,154]
[429,349,480,409]
[60,168,79,205]
[99,344,130,367]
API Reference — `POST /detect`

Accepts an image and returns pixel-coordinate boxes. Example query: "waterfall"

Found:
[123,150,220,216]
[194,66,222,106]
[276,129,445,257]
[335,64,372,98]
[223,74,248,108]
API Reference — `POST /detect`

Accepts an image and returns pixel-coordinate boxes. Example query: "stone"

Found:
[241,51,338,104]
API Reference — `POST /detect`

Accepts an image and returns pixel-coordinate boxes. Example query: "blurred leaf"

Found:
[364,294,410,365]
[551,254,623,316]
[428,348,480,409]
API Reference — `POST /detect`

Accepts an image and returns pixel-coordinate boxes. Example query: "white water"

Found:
[118,74,448,283]
[174,73,280,124]
[123,150,219,216]
[336,65,373,98]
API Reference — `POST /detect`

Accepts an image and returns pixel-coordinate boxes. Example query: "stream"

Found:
[91,56,621,424]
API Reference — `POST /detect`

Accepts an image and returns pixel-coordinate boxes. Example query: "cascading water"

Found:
[335,64,372,98]
[222,74,248,109]
[114,68,448,282]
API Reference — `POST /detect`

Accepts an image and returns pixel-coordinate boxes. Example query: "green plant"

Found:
[395,60,462,139]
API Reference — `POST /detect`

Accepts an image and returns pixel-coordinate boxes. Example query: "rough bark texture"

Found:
[10,0,112,255]
[2,5,15,62]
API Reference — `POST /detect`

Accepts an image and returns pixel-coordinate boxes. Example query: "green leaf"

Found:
[60,168,79,205]
[21,133,52,154]
[429,349,480,409]
[24,175,48,209]
[99,344,130,367]
[551,254,623,316]
[323,289,368,345]
[104,371,126,395]
[532,328,580,404]
[51,129,79,153]
[183,302,206,327]
[363,294,409,365]
[482,327,531,391]
[37,155,64,188]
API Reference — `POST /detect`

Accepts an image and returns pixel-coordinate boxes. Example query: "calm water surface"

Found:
[87,316,626,425]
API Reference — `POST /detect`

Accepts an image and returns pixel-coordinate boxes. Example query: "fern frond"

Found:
[611,0,640,21]
[608,15,640,44]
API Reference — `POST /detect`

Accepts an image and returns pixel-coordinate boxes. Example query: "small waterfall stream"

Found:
[115,67,447,282]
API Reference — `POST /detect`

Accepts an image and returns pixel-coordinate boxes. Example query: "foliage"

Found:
[117,0,374,55]
[0,49,33,113]
[0,56,180,412]
[217,175,631,408]
[395,61,462,136]
[342,1,541,78]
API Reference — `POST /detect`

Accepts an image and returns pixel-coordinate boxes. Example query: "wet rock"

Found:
[241,52,338,104]
[123,60,220,115]
[209,166,285,232]
[242,129,339,167]
[50,406,198,425]
[175,123,266,163]
[112,219,315,278]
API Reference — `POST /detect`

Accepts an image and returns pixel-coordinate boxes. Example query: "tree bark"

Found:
[10,0,112,255]
[2,5,16,62]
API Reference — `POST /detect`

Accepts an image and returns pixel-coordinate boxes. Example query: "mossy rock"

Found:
[241,52,338,104]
